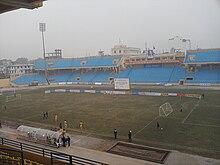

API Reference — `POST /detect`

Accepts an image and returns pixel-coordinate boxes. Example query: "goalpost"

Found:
[5,94,21,102]
[159,102,173,117]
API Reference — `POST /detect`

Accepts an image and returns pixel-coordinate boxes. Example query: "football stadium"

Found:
[10,48,220,86]
[1,47,220,165]
[1,1,220,165]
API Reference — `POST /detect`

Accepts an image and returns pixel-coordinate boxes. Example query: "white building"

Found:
[0,59,12,78]
[111,44,141,56]
[0,65,7,75]
[7,64,34,77]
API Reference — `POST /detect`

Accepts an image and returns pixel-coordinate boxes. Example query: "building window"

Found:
[48,62,54,66]
[186,76,193,80]
[188,55,196,61]
[109,77,114,81]
[76,77,80,81]
[81,61,87,65]
[119,50,121,53]
[114,50,116,54]
[112,59,119,64]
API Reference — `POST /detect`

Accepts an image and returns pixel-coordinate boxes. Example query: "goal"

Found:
[159,102,173,117]
[5,94,21,102]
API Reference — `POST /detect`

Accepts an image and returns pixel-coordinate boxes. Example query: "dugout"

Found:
[17,125,63,146]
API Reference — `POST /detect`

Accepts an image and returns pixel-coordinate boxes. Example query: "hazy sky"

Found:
[0,0,220,60]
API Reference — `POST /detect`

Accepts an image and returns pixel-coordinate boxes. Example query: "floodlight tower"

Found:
[182,38,191,50]
[39,23,49,84]
[168,36,183,52]
[186,39,191,50]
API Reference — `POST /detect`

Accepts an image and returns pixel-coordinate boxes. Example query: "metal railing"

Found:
[51,152,108,165]
[0,146,24,165]
[0,137,108,165]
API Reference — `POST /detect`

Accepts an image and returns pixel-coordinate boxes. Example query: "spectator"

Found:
[202,94,205,99]
[45,111,48,118]
[180,106,183,112]
[59,122,62,129]
[62,136,66,147]
[157,122,160,130]
[114,129,117,139]
[54,114,58,122]
[128,130,132,142]
[64,120,67,130]
[56,138,60,148]
[67,136,70,147]
[79,121,83,129]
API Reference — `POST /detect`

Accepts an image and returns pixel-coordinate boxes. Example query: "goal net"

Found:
[6,94,21,102]
[159,102,173,117]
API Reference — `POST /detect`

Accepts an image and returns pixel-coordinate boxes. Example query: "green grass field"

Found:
[0,87,220,159]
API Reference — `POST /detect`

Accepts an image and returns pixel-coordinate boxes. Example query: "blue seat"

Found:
[12,74,46,85]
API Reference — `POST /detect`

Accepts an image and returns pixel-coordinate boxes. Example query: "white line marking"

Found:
[133,100,182,138]
[133,116,159,138]
[72,139,80,144]
[182,100,201,124]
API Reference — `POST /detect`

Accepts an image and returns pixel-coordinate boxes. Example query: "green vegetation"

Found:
[0,87,220,159]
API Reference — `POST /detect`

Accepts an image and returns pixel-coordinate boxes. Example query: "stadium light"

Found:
[186,39,191,50]
[39,23,46,32]
[39,23,49,84]
[182,38,191,50]
[39,23,46,59]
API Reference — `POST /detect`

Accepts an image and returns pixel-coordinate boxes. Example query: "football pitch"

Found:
[0,87,220,159]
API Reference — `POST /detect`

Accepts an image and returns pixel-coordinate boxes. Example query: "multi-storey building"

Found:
[111,44,141,56]
[7,64,34,77]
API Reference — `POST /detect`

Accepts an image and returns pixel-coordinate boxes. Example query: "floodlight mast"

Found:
[39,23,49,85]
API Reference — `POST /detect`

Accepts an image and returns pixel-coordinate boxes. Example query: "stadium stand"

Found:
[35,56,122,70]
[128,67,174,83]
[13,74,46,85]
[184,49,220,64]
[12,49,220,85]
[91,71,113,82]
[184,68,220,83]
[169,66,186,83]
[114,68,132,78]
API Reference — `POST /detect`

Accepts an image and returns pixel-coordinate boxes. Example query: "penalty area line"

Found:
[182,100,201,124]
[133,116,159,138]
[72,139,81,144]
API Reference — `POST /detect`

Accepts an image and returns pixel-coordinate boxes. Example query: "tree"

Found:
[14,58,29,64]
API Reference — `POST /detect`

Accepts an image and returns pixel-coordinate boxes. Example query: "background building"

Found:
[7,64,34,77]
[111,44,141,56]
[0,59,12,78]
